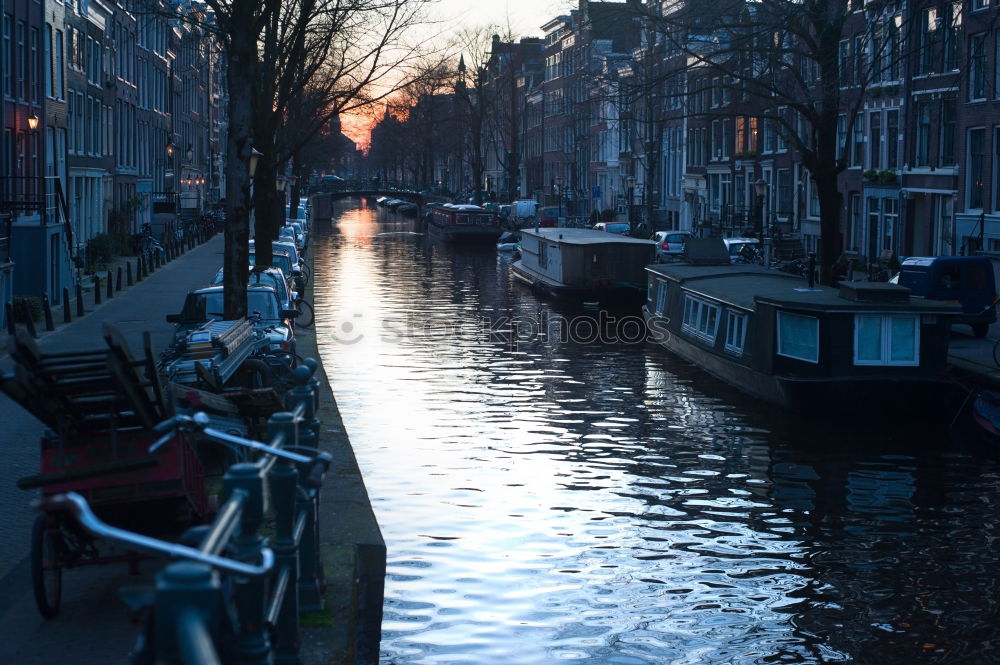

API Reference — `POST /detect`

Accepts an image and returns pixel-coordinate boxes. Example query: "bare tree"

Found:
[626,0,922,283]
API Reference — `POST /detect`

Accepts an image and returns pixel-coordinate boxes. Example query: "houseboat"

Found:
[643,252,962,415]
[511,227,657,308]
[427,203,501,243]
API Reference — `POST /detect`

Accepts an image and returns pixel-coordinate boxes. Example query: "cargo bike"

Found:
[2,324,211,618]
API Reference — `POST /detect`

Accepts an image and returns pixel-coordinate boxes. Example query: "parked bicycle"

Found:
[293,297,314,327]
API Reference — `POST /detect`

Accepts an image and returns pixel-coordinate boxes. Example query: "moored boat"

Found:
[511,227,656,308]
[427,204,501,243]
[642,242,962,415]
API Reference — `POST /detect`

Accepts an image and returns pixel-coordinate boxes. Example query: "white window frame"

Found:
[655,279,667,315]
[776,311,820,363]
[681,294,721,344]
[724,310,748,355]
[853,314,920,366]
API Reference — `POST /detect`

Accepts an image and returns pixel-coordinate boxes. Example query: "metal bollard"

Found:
[116,266,123,292]
[107,270,113,299]
[224,462,271,665]
[22,300,37,338]
[266,414,301,663]
[303,357,321,413]
[808,252,816,288]
[76,283,85,317]
[153,563,230,665]
[42,293,55,331]
[94,275,102,305]
[62,288,71,324]
[5,301,14,335]
[285,366,320,447]
[127,261,133,286]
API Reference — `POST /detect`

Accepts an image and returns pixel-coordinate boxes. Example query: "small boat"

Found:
[496,231,521,252]
[973,391,1000,438]
[642,239,962,415]
[511,227,656,308]
[427,203,501,244]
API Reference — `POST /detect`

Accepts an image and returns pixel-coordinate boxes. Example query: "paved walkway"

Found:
[0,235,226,663]
[0,230,384,664]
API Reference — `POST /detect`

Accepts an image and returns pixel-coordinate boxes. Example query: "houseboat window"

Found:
[853,314,920,366]
[725,311,748,355]
[457,215,468,225]
[681,295,721,343]
[655,280,668,315]
[647,277,655,303]
[539,242,548,268]
[776,312,819,363]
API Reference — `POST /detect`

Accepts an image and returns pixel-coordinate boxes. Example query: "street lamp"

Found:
[555,175,564,219]
[248,147,263,178]
[753,178,767,237]
[627,175,636,231]
[27,113,39,131]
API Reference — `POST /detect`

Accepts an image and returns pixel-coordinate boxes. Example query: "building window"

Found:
[869,111,881,170]
[682,295,721,344]
[882,197,897,251]
[915,102,931,167]
[919,8,937,75]
[854,315,919,366]
[939,100,956,167]
[724,311,748,355]
[2,15,10,98]
[852,112,864,167]
[777,312,819,363]
[970,33,987,100]
[776,169,791,217]
[886,109,899,169]
[17,20,25,100]
[973,0,990,10]
[969,127,986,209]
[943,2,961,71]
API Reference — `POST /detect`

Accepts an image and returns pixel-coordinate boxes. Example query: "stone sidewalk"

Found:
[0,231,385,664]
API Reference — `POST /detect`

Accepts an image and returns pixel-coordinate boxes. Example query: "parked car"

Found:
[213,266,296,311]
[166,284,298,353]
[593,222,631,236]
[539,206,563,227]
[893,256,997,337]
[652,231,692,260]
[722,237,760,263]
[249,246,303,292]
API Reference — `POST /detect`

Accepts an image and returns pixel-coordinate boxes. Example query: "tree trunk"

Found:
[252,156,277,269]
[222,10,255,320]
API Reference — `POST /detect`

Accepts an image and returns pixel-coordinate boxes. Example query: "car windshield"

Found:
[250,252,293,276]
[184,290,280,321]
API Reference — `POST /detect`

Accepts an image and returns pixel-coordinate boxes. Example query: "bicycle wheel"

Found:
[295,299,314,327]
[31,513,63,619]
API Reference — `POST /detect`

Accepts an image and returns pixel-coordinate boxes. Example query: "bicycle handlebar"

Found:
[150,413,330,473]
[35,492,274,577]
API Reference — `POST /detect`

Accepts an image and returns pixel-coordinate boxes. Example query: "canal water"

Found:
[312,200,1000,665]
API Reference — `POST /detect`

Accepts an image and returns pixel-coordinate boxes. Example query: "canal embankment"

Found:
[0,230,385,665]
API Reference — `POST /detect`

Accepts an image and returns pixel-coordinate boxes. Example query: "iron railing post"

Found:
[268,413,302,664]
[224,463,271,665]
[154,562,227,665]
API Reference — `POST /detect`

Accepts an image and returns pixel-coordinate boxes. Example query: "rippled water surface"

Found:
[312,201,1000,664]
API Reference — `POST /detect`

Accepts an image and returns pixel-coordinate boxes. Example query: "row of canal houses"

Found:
[473,0,1000,267]
[0,0,224,329]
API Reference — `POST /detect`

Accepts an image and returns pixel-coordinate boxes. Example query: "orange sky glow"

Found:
[338,0,569,151]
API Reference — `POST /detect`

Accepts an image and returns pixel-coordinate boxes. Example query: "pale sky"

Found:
[430,0,573,40]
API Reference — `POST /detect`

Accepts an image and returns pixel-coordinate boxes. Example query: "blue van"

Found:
[895,256,997,337]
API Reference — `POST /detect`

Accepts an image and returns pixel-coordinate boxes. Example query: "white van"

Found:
[511,200,538,227]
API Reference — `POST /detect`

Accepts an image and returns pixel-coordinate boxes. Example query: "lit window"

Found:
[777,312,819,363]
[854,315,919,366]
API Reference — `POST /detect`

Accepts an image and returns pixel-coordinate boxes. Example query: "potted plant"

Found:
[877,169,897,184]
[862,169,879,181]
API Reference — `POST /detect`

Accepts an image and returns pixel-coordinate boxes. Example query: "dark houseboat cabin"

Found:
[512,228,656,307]
[643,262,961,415]
[427,204,501,243]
